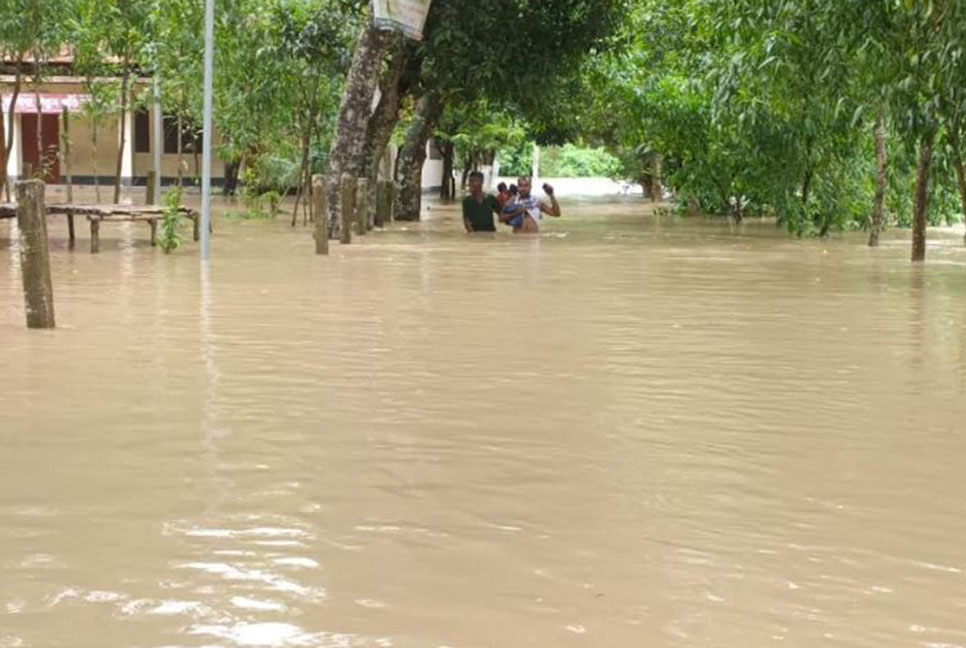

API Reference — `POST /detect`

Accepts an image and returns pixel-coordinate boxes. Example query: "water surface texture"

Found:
[3,198,966,647]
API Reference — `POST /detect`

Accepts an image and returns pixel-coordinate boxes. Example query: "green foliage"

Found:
[541,145,622,178]
[232,167,282,220]
[263,190,283,217]
[7,0,964,240]
[497,141,533,177]
[213,0,356,187]
[562,0,966,236]
[420,0,627,106]
[435,100,528,179]
[158,187,184,253]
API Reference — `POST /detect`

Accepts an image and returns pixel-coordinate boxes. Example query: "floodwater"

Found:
[2,192,966,648]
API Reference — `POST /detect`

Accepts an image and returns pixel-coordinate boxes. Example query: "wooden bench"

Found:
[0,203,202,253]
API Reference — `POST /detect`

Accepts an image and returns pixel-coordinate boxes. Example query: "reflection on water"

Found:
[2,196,966,647]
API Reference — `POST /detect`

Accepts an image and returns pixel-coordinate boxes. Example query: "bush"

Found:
[232,167,280,219]
[497,140,533,176]
[541,144,622,178]
[158,187,184,254]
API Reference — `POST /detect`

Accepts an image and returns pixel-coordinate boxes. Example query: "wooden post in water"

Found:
[312,174,329,255]
[375,180,393,227]
[340,173,355,245]
[66,209,76,248]
[16,179,55,329]
[146,171,157,205]
[355,177,369,236]
[90,219,100,253]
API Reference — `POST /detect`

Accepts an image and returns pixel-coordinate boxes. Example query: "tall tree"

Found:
[0,0,65,197]
[103,0,152,203]
[325,17,387,233]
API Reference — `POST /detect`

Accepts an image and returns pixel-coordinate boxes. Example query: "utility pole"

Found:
[200,0,215,260]
[152,74,162,204]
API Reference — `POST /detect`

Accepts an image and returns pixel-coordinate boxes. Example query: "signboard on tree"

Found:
[372,0,433,41]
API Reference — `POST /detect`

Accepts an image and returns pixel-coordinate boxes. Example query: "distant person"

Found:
[500,176,561,233]
[462,171,500,233]
[495,182,510,209]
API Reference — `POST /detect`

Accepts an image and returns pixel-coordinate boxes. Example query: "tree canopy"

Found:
[2,0,965,258]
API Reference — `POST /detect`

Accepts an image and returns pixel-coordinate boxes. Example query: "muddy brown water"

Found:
[2,194,966,647]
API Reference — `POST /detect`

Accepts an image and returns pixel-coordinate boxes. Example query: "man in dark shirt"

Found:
[462,171,500,232]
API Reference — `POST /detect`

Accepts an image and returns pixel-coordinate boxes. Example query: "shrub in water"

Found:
[159,187,184,254]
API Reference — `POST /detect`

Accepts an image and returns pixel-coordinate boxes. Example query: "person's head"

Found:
[468,171,485,194]
[497,182,508,193]
[509,184,518,196]
[518,176,532,197]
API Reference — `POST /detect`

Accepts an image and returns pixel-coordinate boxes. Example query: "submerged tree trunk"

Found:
[223,159,240,196]
[688,194,700,217]
[801,167,813,207]
[292,93,318,226]
[113,70,130,204]
[911,130,935,263]
[651,154,663,202]
[327,22,388,236]
[360,35,412,227]
[395,92,443,221]
[292,130,312,226]
[800,135,816,208]
[440,140,455,199]
[948,123,966,246]
[869,109,888,247]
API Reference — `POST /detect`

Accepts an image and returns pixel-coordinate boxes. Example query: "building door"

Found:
[21,113,60,183]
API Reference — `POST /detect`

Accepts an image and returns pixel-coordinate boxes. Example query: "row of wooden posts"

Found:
[312,173,394,255]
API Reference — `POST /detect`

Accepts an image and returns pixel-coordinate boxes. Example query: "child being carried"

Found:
[502,184,523,229]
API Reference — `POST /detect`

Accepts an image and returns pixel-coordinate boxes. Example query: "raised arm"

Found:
[539,185,561,218]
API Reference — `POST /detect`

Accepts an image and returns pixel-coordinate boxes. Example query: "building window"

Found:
[162,114,202,154]
[134,108,150,153]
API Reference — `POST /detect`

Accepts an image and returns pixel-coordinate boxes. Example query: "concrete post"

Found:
[375,180,393,227]
[121,108,134,186]
[152,75,163,203]
[4,112,21,182]
[354,177,369,236]
[146,171,157,205]
[340,173,355,245]
[312,174,329,255]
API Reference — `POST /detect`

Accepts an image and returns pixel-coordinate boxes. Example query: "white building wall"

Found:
[3,112,21,179]
[421,138,443,191]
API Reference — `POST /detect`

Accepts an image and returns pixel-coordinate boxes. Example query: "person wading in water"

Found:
[462,171,500,233]
[500,176,561,233]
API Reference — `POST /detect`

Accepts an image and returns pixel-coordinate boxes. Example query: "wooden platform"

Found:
[0,203,202,253]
